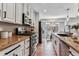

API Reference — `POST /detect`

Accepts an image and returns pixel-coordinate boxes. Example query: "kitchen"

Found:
[0,3,79,56]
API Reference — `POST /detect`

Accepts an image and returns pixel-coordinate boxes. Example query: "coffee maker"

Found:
[15,27,35,36]
[15,27,26,35]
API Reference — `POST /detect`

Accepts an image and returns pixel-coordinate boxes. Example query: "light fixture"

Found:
[46,22,50,25]
[66,8,70,21]
[65,8,70,25]
[77,3,79,16]
[43,9,47,13]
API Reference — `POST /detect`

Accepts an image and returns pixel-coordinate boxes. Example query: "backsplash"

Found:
[0,22,26,33]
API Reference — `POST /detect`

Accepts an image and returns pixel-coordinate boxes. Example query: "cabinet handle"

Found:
[5,45,21,55]
[55,40,57,45]
[13,53,18,56]
[3,11,6,18]
[69,51,74,56]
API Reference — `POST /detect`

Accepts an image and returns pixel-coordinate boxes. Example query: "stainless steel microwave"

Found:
[22,13,31,25]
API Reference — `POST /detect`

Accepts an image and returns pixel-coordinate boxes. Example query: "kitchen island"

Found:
[52,33,79,56]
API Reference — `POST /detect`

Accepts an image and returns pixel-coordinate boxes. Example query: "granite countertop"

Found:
[52,33,79,53]
[0,35,30,51]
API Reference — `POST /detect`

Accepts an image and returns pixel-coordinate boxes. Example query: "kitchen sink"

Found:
[57,33,73,37]
[57,34,69,37]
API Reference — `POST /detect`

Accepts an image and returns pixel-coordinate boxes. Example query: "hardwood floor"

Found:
[34,38,56,56]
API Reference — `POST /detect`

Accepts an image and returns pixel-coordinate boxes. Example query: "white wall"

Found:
[0,23,26,33]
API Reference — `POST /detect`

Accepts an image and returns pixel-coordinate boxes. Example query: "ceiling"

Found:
[29,3,78,19]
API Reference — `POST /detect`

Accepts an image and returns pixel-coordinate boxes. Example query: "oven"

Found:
[29,33,37,56]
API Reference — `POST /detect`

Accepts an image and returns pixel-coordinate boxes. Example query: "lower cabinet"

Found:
[25,48,29,56]
[0,41,24,56]
[24,38,30,56]
[69,48,79,56]
[59,41,69,56]
[52,34,69,56]
[0,38,30,56]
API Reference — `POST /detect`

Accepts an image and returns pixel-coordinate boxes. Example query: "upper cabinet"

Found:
[0,3,37,26]
[2,3,15,23]
[23,4,33,25]
[15,3,23,24]
[0,3,2,21]
[30,8,35,26]
[23,3,27,15]
[27,4,30,18]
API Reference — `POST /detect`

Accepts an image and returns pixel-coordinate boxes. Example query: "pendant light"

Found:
[65,8,70,25]
[77,3,79,17]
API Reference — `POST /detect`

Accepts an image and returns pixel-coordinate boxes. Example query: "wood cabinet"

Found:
[2,3,15,23]
[15,3,23,24]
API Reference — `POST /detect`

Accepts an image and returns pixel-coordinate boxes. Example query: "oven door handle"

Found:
[5,45,21,55]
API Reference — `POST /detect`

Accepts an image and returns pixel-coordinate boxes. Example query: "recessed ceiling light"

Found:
[46,22,50,25]
[43,9,47,13]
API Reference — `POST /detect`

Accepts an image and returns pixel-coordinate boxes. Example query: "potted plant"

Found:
[72,24,79,31]
[71,23,79,39]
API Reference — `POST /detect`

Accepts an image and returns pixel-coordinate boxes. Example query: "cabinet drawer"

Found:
[25,48,29,56]
[25,38,29,48]
[15,50,24,56]
[25,42,29,48]
[0,41,24,56]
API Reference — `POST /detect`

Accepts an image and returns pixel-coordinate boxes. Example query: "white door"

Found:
[15,3,23,24]
[2,3,15,23]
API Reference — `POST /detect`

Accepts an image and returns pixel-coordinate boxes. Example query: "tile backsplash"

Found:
[0,22,26,33]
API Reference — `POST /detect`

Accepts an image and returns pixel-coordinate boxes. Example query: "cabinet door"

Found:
[6,3,15,23]
[24,38,30,56]
[27,4,30,18]
[56,38,60,56]
[2,3,15,23]
[60,40,69,56]
[0,3,2,21]
[30,8,34,25]
[15,3,23,24]
[23,3,27,15]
